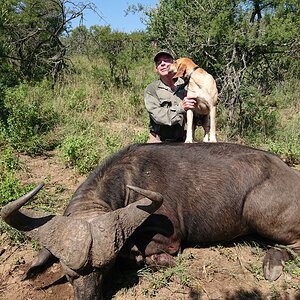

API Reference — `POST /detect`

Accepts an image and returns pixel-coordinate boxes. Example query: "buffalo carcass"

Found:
[2,142,300,299]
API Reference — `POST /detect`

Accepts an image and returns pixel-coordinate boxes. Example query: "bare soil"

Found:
[1,154,300,300]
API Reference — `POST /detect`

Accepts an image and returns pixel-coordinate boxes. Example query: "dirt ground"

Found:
[1,153,300,300]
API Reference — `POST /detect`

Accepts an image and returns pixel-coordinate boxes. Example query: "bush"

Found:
[0,146,37,245]
[240,99,278,143]
[266,139,300,166]
[261,80,300,164]
[3,81,60,156]
[60,132,99,174]
[60,125,134,174]
[0,147,34,206]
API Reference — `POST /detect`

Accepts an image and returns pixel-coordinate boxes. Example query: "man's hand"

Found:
[182,96,197,111]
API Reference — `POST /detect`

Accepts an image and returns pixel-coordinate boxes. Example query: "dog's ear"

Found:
[172,62,186,79]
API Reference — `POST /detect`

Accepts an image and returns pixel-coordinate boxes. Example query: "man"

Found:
[144,50,197,142]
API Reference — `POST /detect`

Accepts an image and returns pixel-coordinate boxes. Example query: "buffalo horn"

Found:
[126,185,163,210]
[115,185,163,246]
[0,183,52,231]
[1,184,92,271]
[91,185,164,267]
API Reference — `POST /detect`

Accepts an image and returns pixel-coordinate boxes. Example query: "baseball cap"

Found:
[153,49,174,63]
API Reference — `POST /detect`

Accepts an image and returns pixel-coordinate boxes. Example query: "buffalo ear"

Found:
[172,63,186,79]
[32,216,92,270]
[5,213,92,271]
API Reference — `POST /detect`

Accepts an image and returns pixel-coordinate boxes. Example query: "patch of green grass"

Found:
[3,82,60,156]
[138,254,191,298]
[284,256,300,277]
[0,221,28,246]
[244,261,265,281]
[0,147,35,206]
[265,138,300,166]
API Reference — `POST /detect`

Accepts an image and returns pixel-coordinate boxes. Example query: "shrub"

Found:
[60,124,134,175]
[266,139,300,166]
[0,147,34,206]
[3,82,60,155]
[60,132,99,174]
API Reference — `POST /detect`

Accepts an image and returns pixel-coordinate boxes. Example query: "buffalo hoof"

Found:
[263,248,290,281]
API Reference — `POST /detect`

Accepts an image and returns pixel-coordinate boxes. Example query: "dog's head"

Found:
[168,57,197,79]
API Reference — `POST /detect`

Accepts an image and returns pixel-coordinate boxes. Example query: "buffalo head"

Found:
[1,183,163,299]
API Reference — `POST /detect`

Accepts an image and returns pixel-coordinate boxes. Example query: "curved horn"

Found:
[1,184,92,271]
[91,185,163,267]
[1,183,44,218]
[126,185,163,212]
[118,185,163,233]
[117,185,163,236]
[0,183,53,231]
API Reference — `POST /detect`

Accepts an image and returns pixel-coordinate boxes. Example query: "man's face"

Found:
[155,54,174,76]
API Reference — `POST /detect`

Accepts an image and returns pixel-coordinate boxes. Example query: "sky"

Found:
[70,1,159,33]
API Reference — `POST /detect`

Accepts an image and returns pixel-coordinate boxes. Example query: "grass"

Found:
[0,222,27,246]
[284,258,300,277]
[114,242,300,299]
[138,254,192,298]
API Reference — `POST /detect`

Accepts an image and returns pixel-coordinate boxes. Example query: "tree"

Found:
[67,24,150,86]
[145,0,300,128]
[67,25,93,57]
[0,0,95,140]
[0,0,95,84]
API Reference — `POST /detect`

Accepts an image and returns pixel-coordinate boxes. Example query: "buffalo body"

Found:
[2,143,300,299]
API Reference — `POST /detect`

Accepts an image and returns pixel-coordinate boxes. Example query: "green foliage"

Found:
[284,255,300,277]
[139,254,191,297]
[0,147,32,245]
[0,0,66,81]
[239,98,278,141]
[91,64,111,89]
[65,86,89,113]
[266,139,300,166]
[146,0,235,72]
[60,132,99,174]
[0,222,27,246]
[0,147,33,206]
[68,25,152,87]
[67,25,93,57]
[144,0,300,141]
[254,79,300,164]
[131,128,149,144]
[2,81,60,155]
[60,124,125,174]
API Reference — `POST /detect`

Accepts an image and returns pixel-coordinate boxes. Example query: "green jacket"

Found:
[144,78,187,141]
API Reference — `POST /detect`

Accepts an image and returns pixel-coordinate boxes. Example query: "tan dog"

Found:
[169,57,218,143]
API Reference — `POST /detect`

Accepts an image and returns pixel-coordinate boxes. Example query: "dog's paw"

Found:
[184,139,194,143]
